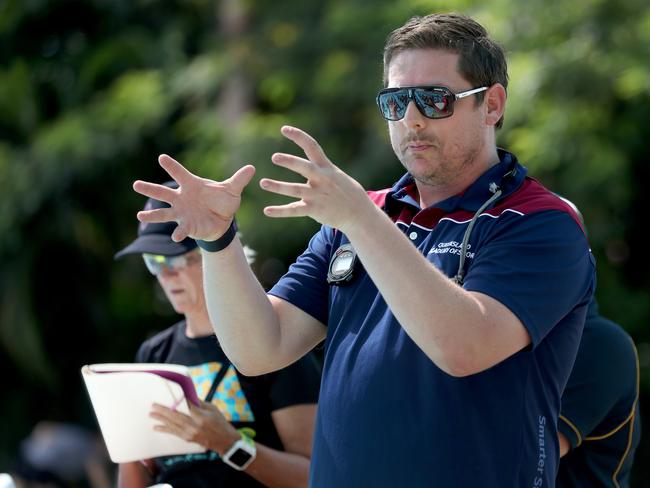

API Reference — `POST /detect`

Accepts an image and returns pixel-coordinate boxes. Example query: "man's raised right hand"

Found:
[134,154,256,242]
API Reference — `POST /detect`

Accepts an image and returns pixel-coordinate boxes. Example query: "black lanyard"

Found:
[204,360,230,403]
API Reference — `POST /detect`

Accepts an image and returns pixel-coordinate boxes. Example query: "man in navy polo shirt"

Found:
[134,13,595,487]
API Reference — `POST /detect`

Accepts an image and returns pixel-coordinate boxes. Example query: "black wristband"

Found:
[196,219,238,252]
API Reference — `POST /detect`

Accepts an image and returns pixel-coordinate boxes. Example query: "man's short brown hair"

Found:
[383,13,508,128]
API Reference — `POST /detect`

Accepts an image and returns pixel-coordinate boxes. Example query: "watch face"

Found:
[327,243,357,284]
[229,448,253,467]
[332,252,354,274]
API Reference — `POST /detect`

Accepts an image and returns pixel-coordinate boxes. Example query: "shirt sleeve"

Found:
[268,225,334,326]
[463,209,595,348]
[559,316,638,448]
[268,352,321,411]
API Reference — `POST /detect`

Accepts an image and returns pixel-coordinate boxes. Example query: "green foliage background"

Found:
[1,0,648,484]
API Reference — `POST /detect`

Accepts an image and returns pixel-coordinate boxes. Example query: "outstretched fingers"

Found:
[133,180,177,203]
[224,165,256,194]
[271,153,314,178]
[158,154,197,185]
[137,207,175,224]
[263,201,310,218]
[280,126,331,167]
[170,223,190,243]
[259,178,309,198]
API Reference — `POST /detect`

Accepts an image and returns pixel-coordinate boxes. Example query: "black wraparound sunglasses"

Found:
[376,85,488,121]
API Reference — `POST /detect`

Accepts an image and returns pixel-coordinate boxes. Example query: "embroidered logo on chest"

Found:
[427,240,475,259]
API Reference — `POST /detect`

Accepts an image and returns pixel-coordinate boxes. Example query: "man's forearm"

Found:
[202,236,283,374]
[344,200,529,377]
[203,234,326,375]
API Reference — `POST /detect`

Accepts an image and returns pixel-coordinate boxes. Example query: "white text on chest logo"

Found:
[428,241,475,259]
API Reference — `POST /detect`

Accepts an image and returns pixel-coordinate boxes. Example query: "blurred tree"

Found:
[0,0,648,484]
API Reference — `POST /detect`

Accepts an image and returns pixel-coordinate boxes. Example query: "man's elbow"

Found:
[433,328,531,377]
[229,356,269,377]
[439,348,526,377]
[218,345,264,376]
[440,360,481,378]
[227,350,282,376]
[435,351,491,378]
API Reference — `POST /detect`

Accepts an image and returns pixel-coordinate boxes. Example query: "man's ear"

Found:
[484,83,507,127]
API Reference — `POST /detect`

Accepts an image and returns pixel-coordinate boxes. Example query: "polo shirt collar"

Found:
[385,148,527,214]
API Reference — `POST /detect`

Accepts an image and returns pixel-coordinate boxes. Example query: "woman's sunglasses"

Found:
[142,251,200,276]
[376,85,487,121]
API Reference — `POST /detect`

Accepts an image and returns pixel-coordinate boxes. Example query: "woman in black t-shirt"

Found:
[115,186,320,488]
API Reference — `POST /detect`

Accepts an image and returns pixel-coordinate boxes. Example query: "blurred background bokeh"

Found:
[1,0,648,485]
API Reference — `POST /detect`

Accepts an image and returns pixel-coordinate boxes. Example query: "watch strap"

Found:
[196,219,238,252]
[221,432,256,471]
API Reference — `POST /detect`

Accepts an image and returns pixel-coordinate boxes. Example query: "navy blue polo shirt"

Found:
[269,150,595,487]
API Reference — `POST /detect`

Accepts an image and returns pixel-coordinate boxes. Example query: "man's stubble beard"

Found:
[401,138,483,190]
